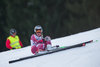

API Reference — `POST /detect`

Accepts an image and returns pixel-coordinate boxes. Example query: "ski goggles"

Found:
[36,29,42,33]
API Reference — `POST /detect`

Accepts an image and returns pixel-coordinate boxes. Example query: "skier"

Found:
[30,25,52,54]
[6,29,23,50]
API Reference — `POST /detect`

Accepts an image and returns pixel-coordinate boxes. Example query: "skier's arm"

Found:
[30,40,36,46]
[30,35,37,46]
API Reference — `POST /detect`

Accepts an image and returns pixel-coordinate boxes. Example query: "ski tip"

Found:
[96,40,98,42]
[92,40,98,42]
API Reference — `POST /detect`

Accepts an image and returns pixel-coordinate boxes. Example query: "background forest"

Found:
[0,0,100,52]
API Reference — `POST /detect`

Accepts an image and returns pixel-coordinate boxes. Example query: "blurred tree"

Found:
[0,0,100,52]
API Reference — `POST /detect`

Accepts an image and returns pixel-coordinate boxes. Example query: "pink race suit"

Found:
[30,34,51,54]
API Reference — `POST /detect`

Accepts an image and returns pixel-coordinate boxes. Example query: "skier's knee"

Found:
[31,45,38,54]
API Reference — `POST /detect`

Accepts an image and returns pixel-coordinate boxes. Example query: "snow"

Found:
[0,28,100,67]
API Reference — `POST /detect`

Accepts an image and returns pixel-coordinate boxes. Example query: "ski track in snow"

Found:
[0,28,100,67]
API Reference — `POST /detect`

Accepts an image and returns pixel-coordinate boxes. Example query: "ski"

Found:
[9,40,93,64]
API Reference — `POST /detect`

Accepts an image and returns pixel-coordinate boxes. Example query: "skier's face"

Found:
[36,29,42,37]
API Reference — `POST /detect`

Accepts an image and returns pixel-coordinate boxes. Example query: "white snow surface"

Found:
[0,28,100,67]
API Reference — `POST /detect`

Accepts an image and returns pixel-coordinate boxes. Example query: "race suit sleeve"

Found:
[30,35,37,46]
[19,40,23,47]
[30,40,35,46]
[6,39,12,49]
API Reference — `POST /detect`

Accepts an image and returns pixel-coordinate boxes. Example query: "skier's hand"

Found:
[45,36,51,41]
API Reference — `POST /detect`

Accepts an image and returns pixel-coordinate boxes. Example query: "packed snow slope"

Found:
[0,28,100,67]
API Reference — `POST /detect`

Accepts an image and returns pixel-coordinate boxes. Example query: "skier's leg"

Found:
[37,44,45,51]
[31,45,38,54]
[44,36,52,50]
